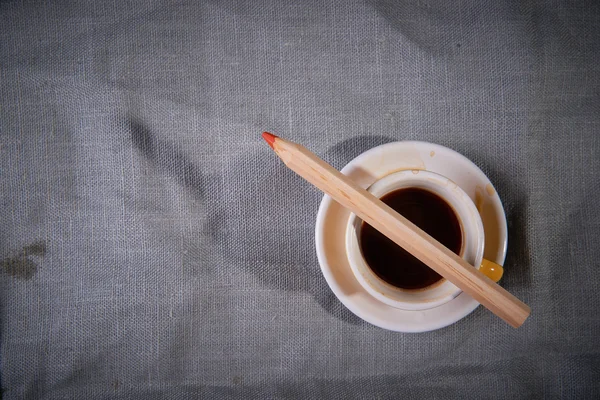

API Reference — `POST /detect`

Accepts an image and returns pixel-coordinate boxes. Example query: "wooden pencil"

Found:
[262,132,530,328]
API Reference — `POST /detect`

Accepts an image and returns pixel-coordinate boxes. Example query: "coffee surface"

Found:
[360,188,462,290]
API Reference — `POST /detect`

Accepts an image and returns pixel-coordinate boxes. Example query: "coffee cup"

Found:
[345,169,485,311]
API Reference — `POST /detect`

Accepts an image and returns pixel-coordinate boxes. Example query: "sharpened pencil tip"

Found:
[262,132,278,149]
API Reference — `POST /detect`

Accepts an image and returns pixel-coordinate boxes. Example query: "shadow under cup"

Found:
[345,170,485,311]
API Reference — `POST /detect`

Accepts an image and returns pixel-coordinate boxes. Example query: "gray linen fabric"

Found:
[1,0,599,398]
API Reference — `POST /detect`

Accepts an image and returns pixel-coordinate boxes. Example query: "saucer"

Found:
[315,141,508,332]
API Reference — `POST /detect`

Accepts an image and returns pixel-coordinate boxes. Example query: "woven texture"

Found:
[1,0,599,398]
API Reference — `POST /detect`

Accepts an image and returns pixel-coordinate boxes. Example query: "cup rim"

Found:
[345,169,485,311]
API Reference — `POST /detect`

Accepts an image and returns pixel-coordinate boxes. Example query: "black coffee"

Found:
[359,188,462,290]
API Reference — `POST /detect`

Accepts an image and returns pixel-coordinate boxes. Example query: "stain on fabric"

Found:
[1,240,46,280]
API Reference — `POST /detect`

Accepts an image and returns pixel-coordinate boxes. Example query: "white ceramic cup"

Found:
[345,169,485,311]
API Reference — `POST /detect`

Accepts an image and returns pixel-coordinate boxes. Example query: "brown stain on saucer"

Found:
[474,187,484,213]
[1,240,46,280]
[474,187,502,261]
[411,169,420,174]
[430,151,435,157]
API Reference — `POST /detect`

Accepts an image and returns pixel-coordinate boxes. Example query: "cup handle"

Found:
[479,259,504,282]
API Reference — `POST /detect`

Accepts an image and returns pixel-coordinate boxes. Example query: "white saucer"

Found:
[315,141,508,332]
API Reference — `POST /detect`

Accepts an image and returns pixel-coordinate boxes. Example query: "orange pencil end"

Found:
[262,132,278,149]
